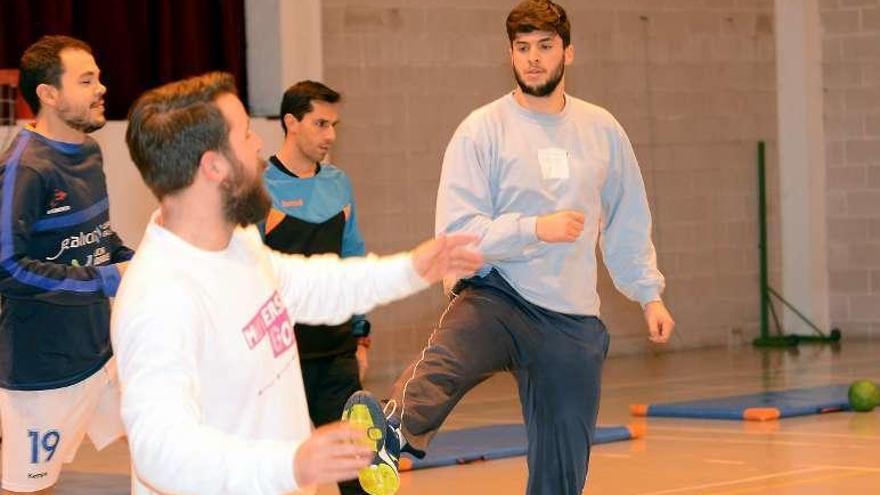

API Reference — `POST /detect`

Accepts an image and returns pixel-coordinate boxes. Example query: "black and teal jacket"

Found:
[0,127,133,390]
[262,156,369,359]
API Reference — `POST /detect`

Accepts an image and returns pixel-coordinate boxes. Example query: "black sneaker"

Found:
[342,391,400,495]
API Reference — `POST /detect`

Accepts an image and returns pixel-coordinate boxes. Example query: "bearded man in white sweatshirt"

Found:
[111,72,482,495]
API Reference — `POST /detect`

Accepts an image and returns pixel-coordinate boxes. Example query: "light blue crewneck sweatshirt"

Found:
[436,92,665,316]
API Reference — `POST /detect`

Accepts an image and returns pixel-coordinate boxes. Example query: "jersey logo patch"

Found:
[50,189,67,207]
[46,188,71,214]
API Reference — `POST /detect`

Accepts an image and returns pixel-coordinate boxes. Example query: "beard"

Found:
[57,99,106,134]
[513,59,565,97]
[220,153,272,227]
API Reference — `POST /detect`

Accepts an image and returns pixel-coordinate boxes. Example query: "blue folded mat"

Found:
[631,384,851,421]
[401,424,638,471]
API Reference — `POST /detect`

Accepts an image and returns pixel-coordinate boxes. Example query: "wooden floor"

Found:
[8,339,880,494]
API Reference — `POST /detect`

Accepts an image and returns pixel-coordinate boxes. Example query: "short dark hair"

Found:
[126,72,237,200]
[279,80,341,135]
[506,0,571,47]
[19,35,93,114]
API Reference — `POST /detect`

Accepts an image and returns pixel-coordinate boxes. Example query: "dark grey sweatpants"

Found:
[389,270,610,495]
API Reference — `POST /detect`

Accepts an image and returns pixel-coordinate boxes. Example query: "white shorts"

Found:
[0,359,124,492]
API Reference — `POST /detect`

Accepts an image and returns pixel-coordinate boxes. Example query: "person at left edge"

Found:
[0,35,132,494]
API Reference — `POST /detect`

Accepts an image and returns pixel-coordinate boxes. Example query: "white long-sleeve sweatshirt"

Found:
[111,213,428,495]
[437,93,665,315]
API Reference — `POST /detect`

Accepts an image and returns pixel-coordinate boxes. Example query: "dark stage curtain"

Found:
[0,0,248,119]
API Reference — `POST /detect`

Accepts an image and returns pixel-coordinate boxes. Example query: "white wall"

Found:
[246,0,323,116]
[775,0,830,335]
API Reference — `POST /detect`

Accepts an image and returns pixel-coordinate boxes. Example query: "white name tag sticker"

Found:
[537,148,570,180]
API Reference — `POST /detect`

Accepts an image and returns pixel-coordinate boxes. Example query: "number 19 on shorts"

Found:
[28,430,61,464]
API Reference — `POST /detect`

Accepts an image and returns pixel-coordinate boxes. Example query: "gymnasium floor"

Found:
[7,339,880,494]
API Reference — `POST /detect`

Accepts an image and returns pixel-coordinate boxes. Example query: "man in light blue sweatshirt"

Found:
[363,1,676,494]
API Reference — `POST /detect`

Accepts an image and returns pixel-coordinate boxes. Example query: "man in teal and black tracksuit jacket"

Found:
[261,80,371,495]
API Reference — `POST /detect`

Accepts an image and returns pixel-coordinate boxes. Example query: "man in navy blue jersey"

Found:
[0,35,132,494]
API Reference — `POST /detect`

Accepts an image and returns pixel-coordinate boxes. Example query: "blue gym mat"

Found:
[400,424,639,471]
[631,384,851,421]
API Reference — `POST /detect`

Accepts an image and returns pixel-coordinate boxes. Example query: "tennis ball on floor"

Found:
[848,380,880,412]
